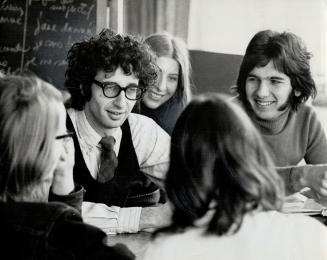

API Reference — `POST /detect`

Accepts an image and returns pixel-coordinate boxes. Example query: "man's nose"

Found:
[113,90,126,107]
[256,80,270,98]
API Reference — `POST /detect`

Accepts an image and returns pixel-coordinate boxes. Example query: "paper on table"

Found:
[282,189,327,216]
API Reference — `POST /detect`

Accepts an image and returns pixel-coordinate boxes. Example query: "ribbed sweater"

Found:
[249,105,327,166]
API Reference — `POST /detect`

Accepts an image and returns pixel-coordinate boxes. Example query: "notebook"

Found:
[282,188,327,216]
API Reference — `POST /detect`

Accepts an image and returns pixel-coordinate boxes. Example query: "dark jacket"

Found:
[0,186,134,260]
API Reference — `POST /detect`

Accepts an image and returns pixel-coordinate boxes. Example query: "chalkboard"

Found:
[0,0,97,89]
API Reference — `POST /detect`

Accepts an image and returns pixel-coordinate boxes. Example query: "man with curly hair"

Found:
[236,30,327,200]
[65,29,171,234]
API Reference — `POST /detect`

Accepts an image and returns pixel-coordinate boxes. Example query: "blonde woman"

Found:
[135,32,192,135]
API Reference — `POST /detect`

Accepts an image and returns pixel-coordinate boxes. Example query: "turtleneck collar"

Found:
[250,107,291,135]
[140,95,185,135]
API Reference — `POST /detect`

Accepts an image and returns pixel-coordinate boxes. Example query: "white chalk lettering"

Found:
[24,57,37,68]
[53,59,67,66]
[32,40,43,51]
[38,58,67,66]
[34,11,57,36]
[0,15,22,25]
[0,3,24,17]
[60,0,74,5]
[39,58,52,65]
[61,22,92,34]
[29,0,56,7]
[0,43,30,53]
[49,4,66,12]
[65,3,94,20]
[44,40,63,49]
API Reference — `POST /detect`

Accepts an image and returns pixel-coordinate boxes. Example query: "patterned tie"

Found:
[97,136,118,183]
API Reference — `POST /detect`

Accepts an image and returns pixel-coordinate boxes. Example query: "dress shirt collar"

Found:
[74,110,122,153]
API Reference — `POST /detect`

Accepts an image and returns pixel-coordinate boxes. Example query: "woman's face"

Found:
[142,56,179,109]
[43,102,68,183]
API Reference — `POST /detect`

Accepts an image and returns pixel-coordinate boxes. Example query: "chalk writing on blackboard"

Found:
[0,0,96,89]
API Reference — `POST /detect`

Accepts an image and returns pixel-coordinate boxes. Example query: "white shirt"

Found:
[68,109,171,234]
[139,211,327,260]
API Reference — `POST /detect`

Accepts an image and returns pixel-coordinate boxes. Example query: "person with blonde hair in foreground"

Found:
[0,75,134,260]
[140,93,327,260]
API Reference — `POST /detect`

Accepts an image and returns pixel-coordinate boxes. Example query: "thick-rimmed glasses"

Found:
[56,131,74,145]
[93,79,145,100]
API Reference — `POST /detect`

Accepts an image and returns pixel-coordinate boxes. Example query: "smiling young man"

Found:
[64,29,172,234]
[236,30,327,200]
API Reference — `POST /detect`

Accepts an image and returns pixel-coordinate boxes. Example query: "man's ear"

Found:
[294,90,301,97]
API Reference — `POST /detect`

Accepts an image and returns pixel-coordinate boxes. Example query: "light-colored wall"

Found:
[188,0,327,89]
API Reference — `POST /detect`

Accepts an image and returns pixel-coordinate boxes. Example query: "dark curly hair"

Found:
[65,28,158,110]
[236,30,316,111]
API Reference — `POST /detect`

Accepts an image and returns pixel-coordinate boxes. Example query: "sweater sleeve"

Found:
[304,107,327,164]
[48,184,84,213]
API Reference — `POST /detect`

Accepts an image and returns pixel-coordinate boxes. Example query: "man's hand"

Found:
[51,138,75,195]
[139,202,173,232]
[300,164,327,201]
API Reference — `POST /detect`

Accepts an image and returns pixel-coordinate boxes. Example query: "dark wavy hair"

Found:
[65,28,158,110]
[164,93,284,236]
[236,30,316,111]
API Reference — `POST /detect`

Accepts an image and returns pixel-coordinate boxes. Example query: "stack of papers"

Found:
[282,189,327,216]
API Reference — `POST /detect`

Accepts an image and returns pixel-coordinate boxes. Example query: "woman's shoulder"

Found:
[140,228,211,260]
[251,210,327,236]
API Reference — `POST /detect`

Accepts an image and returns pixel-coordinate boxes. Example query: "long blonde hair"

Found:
[144,32,192,106]
[0,75,63,202]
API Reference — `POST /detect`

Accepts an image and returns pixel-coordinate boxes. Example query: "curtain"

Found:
[123,0,190,41]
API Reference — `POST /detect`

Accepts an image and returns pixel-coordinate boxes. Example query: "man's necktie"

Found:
[97,136,118,183]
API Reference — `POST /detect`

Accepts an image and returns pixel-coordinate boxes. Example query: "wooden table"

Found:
[106,232,152,258]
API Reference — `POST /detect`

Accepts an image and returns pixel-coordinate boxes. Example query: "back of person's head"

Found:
[65,28,158,110]
[0,75,63,202]
[236,30,316,111]
[144,32,192,105]
[165,93,284,236]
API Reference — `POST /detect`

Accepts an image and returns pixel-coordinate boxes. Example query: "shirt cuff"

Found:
[82,202,120,235]
[117,207,142,234]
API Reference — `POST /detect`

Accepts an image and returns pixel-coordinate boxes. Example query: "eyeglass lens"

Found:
[103,84,142,100]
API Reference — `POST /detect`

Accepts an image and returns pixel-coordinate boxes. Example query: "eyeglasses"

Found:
[56,131,74,144]
[93,79,145,100]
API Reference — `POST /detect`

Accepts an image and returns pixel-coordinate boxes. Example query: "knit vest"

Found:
[67,115,162,207]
